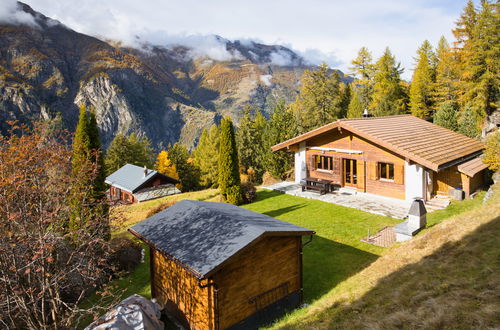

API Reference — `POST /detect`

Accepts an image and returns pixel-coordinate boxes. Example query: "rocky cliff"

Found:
[0,2,350,149]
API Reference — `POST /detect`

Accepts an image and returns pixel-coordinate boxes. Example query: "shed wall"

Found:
[212,236,302,329]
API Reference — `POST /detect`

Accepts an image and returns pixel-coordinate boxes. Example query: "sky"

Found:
[5,0,468,80]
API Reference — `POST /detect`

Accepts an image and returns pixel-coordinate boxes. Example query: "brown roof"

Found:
[272,115,485,171]
[457,156,489,177]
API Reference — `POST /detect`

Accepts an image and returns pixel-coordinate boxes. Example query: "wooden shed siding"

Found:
[152,250,215,330]
[434,165,463,195]
[306,131,406,199]
[212,236,301,329]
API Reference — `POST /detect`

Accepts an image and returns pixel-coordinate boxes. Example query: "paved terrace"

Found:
[262,182,411,219]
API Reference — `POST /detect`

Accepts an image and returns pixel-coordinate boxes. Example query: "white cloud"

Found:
[21,0,466,79]
[0,0,38,27]
[259,74,273,86]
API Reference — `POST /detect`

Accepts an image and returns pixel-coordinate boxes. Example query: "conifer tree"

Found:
[193,125,220,188]
[458,102,481,139]
[263,101,298,180]
[369,47,407,116]
[349,47,375,112]
[155,150,179,180]
[292,63,343,132]
[433,36,459,108]
[409,40,437,119]
[168,143,200,192]
[433,101,459,132]
[218,117,242,205]
[347,84,365,118]
[104,133,155,174]
[483,131,500,171]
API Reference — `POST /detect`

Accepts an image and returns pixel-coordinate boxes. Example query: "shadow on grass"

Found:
[302,235,378,302]
[297,216,500,329]
[263,203,306,218]
[255,189,286,202]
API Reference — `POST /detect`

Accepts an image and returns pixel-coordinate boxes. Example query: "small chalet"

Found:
[105,164,180,203]
[129,200,315,330]
[272,115,488,201]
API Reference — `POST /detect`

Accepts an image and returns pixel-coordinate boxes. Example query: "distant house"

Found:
[272,115,488,201]
[105,164,180,203]
[129,200,315,330]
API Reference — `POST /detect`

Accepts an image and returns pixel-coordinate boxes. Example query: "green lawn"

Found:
[79,188,486,327]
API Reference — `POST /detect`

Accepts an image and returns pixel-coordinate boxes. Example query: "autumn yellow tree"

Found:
[155,150,179,180]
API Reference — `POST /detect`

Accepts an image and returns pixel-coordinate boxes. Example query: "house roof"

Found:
[272,115,485,171]
[105,164,179,193]
[129,200,315,279]
[457,156,489,177]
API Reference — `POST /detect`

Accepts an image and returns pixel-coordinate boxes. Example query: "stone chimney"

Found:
[407,198,427,232]
[143,166,148,177]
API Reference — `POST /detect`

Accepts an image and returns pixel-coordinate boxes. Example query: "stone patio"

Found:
[262,181,411,219]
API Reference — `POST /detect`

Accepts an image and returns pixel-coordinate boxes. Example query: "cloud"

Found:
[259,74,273,86]
[0,0,38,27]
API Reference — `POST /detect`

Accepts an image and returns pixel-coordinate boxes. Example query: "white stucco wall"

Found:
[294,142,307,183]
[405,161,425,201]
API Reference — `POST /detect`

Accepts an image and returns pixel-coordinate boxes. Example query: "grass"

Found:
[269,186,499,329]
[80,187,492,328]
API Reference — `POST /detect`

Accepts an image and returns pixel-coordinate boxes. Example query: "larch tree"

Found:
[347,84,364,118]
[168,143,200,192]
[218,117,243,205]
[155,150,179,180]
[193,124,220,188]
[292,63,343,133]
[483,131,500,171]
[409,40,437,119]
[369,47,408,116]
[348,47,375,117]
[433,36,460,108]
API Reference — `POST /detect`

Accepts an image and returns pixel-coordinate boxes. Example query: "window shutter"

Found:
[368,161,377,180]
[394,164,404,184]
[357,160,365,191]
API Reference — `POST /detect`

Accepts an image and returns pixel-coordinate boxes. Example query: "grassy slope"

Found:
[271,186,499,329]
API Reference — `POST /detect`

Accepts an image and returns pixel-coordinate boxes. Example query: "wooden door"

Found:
[343,159,357,187]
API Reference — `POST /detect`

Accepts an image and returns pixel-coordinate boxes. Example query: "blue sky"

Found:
[19,0,469,79]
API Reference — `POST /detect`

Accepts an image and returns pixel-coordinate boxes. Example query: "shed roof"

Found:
[457,156,489,177]
[129,200,315,279]
[105,164,179,193]
[272,115,485,171]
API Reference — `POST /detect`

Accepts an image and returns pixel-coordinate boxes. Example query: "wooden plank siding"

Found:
[305,130,406,199]
[434,165,463,195]
[212,236,302,329]
[152,249,215,329]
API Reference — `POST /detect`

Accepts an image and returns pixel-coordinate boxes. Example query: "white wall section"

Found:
[294,142,307,183]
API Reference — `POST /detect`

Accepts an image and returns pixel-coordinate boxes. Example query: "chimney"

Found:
[362,109,371,118]
[407,198,427,232]
[143,166,148,177]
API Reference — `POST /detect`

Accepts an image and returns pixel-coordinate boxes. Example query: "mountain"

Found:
[0,2,351,149]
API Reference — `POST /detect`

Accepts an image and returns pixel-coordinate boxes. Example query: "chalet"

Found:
[272,115,488,202]
[129,200,315,330]
[105,164,180,203]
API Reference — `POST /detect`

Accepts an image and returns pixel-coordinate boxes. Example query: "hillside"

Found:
[0,2,350,149]
[270,184,500,329]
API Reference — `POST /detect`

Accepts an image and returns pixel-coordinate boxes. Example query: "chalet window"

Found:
[378,162,394,180]
[316,155,333,171]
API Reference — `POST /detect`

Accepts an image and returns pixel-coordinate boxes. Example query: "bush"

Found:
[241,182,257,204]
[483,131,500,171]
[146,200,177,218]
[109,238,142,272]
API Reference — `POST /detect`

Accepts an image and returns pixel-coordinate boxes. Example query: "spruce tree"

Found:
[433,101,459,131]
[104,133,155,174]
[409,40,437,119]
[369,47,407,116]
[263,101,298,180]
[458,102,481,139]
[218,117,242,205]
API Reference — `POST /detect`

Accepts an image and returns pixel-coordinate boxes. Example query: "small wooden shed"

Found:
[129,200,315,329]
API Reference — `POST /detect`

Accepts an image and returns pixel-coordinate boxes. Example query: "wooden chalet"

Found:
[272,115,488,201]
[129,200,315,329]
[105,164,180,203]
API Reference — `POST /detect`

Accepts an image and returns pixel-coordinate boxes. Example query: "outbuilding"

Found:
[105,164,180,203]
[129,200,315,329]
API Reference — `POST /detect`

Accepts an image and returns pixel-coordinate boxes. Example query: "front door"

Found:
[343,159,357,187]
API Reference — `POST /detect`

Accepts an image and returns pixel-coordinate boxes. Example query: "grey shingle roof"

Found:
[105,164,178,193]
[129,200,315,278]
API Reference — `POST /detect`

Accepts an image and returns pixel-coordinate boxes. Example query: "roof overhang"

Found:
[457,155,489,177]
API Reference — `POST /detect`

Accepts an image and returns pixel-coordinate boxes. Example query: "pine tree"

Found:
[292,63,343,132]
[155,150,179,180]
[433,101,459,131]
[168,143,200,192]
[263,101,298,180]
[218,117,242,205]
[409,40,437,119]
[193,125,220,188]
[369,47,408,116]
